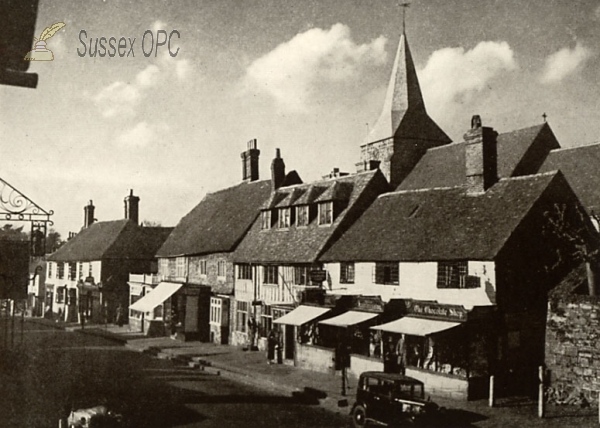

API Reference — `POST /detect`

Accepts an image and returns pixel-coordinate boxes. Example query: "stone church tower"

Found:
[357,31,451,188]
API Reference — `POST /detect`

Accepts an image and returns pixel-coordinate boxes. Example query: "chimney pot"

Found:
[124,190,140,224]
[84,200,95,228]
[241,139,260,182]
[271,148,286,190]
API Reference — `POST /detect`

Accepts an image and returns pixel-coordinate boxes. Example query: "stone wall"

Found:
[545,296,600,405]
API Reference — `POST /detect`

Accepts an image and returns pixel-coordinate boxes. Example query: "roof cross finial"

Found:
[542,112,548,123]
[399,2,411,34]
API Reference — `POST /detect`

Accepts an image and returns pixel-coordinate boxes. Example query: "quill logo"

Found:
[24,22,66,61]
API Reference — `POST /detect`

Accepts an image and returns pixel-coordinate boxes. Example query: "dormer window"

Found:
[318,201,333,225]
[261,210,272,230]
[296,205,309,227]
[278,207,291,228]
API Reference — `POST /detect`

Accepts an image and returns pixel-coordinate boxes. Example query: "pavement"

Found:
[25,317,600,427]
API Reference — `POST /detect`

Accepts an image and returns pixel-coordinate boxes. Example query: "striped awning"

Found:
[129,282,182,313]
[319,311,378,327]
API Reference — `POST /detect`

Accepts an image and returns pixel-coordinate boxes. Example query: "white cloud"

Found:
[244,23,387,111]
[595,4,600,20]
[540,43,593,84]
[135,64,160,87]
[116,121,168,147]
[175,59,191,80]
[93,81,140,118]
[419,41,517,118]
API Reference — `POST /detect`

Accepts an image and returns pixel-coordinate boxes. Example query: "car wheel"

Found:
[352,405,368,428]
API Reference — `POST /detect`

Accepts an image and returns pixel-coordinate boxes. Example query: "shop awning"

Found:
[273,305,331,326]
[371,316,461,336]
[129,282,182,313]
[319,311,378,327]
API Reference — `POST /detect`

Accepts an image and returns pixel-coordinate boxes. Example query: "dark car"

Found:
[351,371,442,427]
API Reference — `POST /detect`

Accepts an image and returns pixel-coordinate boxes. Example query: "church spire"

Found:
[365,31,426,143]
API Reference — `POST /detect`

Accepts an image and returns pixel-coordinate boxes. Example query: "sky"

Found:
[1,0,599,238]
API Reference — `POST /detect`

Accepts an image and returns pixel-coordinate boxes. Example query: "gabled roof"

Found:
[157,179,273,257]
[539,142,600,213]
[320,171,570,262]
[234,170,388,264]
[399,123,559,191]
[47,220,173,262]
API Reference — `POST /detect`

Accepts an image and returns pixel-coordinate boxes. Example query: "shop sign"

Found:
[310,269,327,283]
[408,301,467,321]
[355,295,384,313]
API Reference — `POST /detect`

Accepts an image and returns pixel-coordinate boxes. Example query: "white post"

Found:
[538,366,545,418]
[58,418,65,428]
[488,375,495,407]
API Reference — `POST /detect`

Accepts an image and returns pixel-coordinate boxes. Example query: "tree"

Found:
[141,220,162,227]
[0,224,28,241]
[45,228,64,254]
[544,203,600,296]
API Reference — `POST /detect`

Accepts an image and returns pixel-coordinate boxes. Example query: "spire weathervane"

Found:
[399,2,411,33]
[542,112,547,123]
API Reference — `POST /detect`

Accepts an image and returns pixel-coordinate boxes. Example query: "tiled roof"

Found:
[539,142,600,213]
[234,170,389,264]
[398,123,559,191]
[157,179,273,257]
[320,171,569,262]
[47,220,173,262]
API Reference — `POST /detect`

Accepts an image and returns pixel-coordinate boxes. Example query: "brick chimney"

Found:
[124,189,140,224]
[241,139,260,182]
[271,148,285,190]
[464,115,498,195]
[83,200,95,228]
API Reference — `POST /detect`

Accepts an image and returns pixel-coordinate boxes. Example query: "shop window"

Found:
[263,266,278,284]
[68,262,76,280]
[436,261,471,288]
[48,263,53,279]
[318,201,333,225]
[261,304,272,338]
[261,210,272,230]
[238,264,252,280]
[236,301,249,332]
[373,262,399,285]
[278,207,291,229]
[210,297,222,324]
[217,260,226,278]
[340,262,355,284]
[56,287,65,303]
[296,205,309,227]
[57,263,65,279]
[294,266,309,285]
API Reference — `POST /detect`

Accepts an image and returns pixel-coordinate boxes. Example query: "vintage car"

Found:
[67,405,123,428]
[351,372,442,427]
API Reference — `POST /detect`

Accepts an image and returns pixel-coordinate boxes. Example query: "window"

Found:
[56,287,65,303]
[88,262,93,278]
[294,266,309,285]
[199,260,207,276]
[176,257,186,278]
[238,264,252,280]
[296,205,309,227]
[263,265,278,284]
[373,262,399,285]
[68,262,76,280]
[48,262,53,279]
[217,260,226,278]
[261,304,272,337]
[261,210,271,230]
[340,262,355,284]
[278,207,291,228]
[236,301,249,332]
[437,261,472,288]
[168,259,176,277]
[210,297,222,324]
[159,258,168,277]
[58,263,65,279]
[318,201,333,225]
[78,262,83,280]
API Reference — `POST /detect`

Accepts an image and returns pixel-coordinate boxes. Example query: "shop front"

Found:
[371,300,496,400]
[129,281,182,337]
[273,304,332,370]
